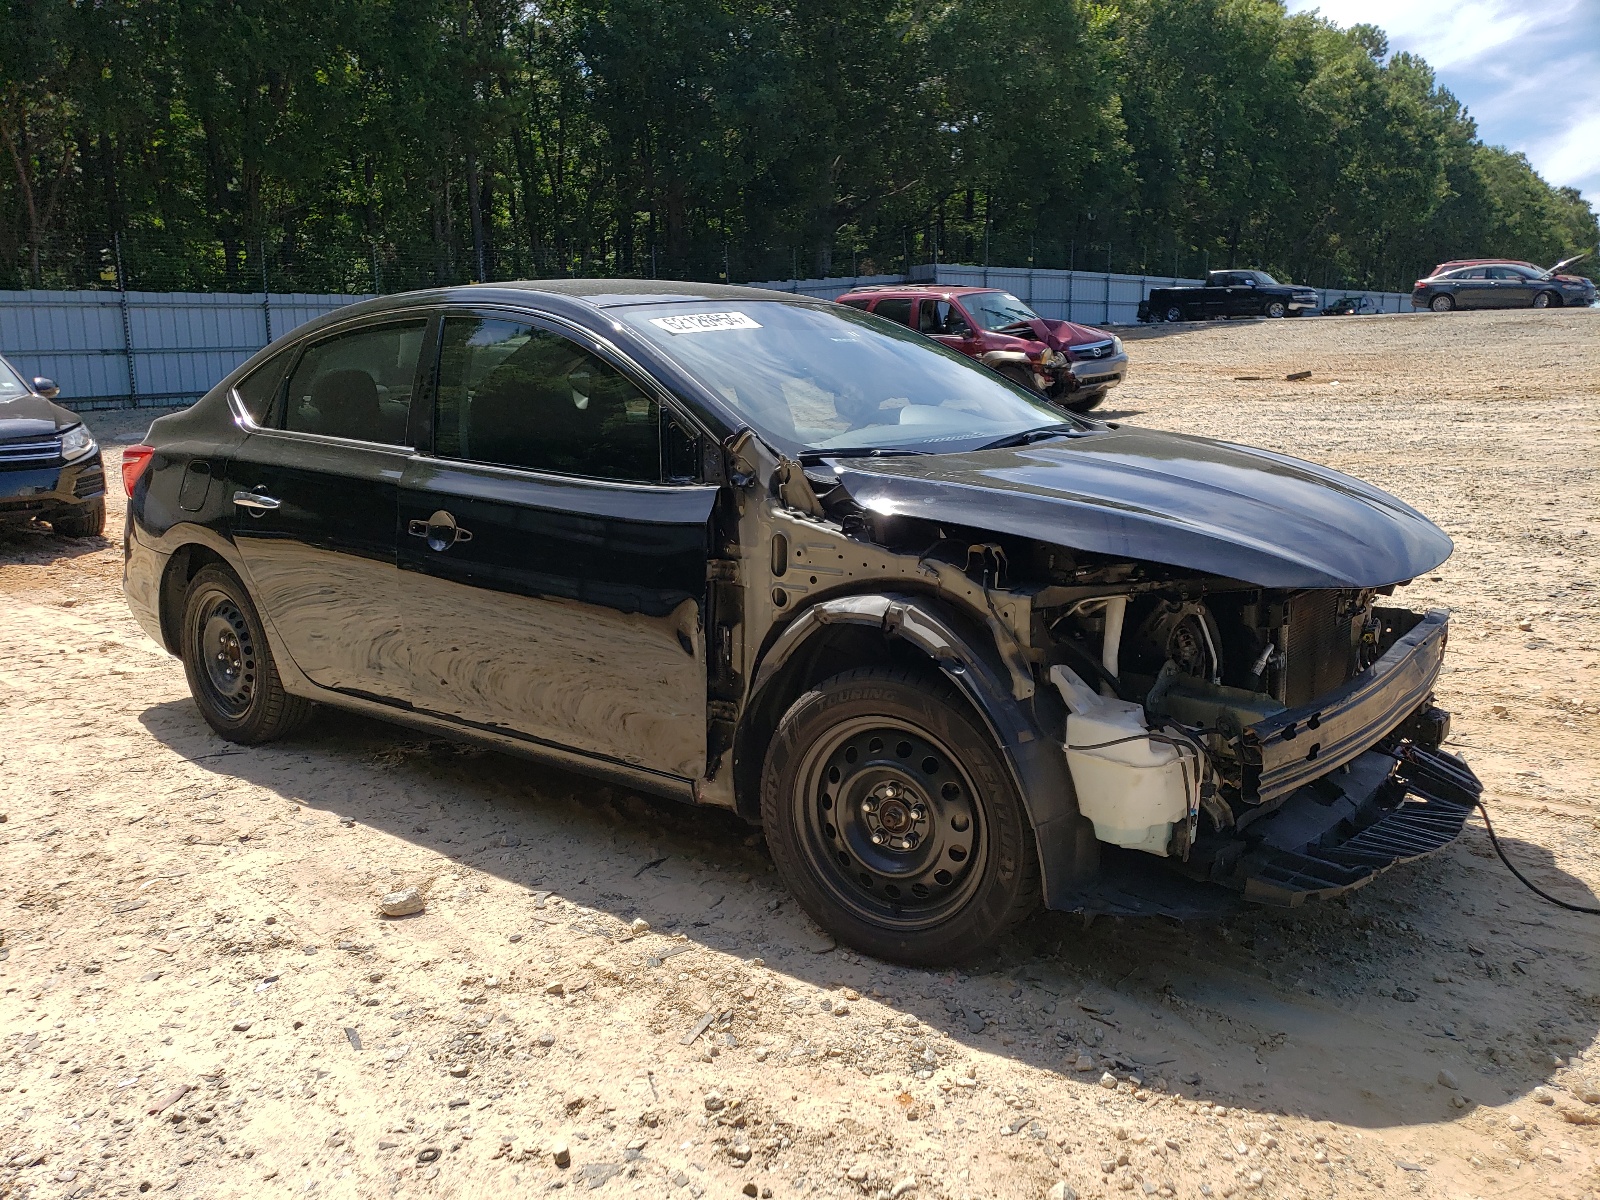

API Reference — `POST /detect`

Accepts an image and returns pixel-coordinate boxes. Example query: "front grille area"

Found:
[1283,590,1360,707]
[1077,373,1120,386]
[0,436,62,470]
[1069,340,1116,360]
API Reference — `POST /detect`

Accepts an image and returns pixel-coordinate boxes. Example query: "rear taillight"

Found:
[122,444,156,497]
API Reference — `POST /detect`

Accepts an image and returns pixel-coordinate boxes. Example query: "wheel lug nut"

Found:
[870,834,884,845]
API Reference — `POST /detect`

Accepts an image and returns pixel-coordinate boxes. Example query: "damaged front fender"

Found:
[745,591,1100,907]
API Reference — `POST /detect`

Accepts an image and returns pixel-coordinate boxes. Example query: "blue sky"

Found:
[1284,0,1600,214]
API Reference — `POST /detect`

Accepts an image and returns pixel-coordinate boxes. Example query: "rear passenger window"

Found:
[871,298,912,326]
[282,321,424,444]
[434,316,661,484]
[838,298,870,311]
[233,348,292,423]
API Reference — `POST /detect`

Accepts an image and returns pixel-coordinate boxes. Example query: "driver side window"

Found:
[434,317,661,484]
[917,300,972,337]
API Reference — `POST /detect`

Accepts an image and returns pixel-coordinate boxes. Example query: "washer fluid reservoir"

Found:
[1049,665,1194,857]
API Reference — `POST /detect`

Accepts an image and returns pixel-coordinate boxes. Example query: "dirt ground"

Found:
[3,306,1599,1200]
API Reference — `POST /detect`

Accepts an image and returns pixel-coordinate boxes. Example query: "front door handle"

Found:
[232,489,281,514]
[408,509,473,552]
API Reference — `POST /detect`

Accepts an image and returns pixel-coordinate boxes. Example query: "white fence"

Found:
[0,269,1412,410]
[0,290,370,410]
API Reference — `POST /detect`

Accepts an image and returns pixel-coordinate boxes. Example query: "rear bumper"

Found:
[1245,608,1448,805]
[122,518,172,650]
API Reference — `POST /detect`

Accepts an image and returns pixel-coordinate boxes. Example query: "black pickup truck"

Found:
[1140,270,1321,322]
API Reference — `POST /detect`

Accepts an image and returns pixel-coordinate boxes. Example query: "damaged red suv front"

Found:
[837,285,1128,413]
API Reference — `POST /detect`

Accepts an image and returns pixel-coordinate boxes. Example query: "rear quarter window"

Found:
[233,349,293,423]
[838,298,870,311]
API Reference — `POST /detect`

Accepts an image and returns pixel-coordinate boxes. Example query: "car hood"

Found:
[826,426,1453,589]
[991,318,1114,353]
[0,392,76,441]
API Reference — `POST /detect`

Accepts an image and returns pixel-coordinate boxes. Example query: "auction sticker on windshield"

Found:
[648,312,762,334]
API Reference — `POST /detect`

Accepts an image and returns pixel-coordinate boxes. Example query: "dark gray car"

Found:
[1412,255,1596,312]
[0,354,106,537]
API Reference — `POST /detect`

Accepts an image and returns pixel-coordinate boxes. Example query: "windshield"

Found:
[962,291,1042,332]
[618,301,1074,455]
[0,356,29,398]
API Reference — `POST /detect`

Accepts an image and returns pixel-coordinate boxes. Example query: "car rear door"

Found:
[1452,268,1492,308]
[397,309,719,780]
[224,316,426,701]
[1207,274,1239,318]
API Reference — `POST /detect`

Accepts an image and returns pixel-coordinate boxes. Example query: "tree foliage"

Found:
[0,0,1593,291]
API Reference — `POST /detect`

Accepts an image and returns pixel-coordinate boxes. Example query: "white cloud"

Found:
[1285,0,1600,209]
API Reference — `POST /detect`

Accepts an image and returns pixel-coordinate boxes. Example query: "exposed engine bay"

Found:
[730,438,1480,912]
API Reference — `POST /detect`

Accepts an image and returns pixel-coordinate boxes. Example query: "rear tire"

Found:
[760,667,1041,965]
[1532,290,1557,309]
[180,564,313,744]
[51,499,105,539]
[1430,294,1454,313]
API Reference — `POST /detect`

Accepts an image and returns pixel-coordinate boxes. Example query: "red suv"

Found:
[836,285,1128,412]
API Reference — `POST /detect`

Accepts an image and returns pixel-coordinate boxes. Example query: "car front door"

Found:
[397,311,719,780]
[1487,266,1533,306]
[917,298,978,354]
[224,317,425,700]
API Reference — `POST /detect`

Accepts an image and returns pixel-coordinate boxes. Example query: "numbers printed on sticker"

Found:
[648,312,762,335]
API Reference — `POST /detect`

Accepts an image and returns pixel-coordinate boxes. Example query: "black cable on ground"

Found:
[1476,800,1600,915]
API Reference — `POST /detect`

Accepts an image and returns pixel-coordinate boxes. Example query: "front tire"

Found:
[180,564,313,744]
[1163,305,1185,322]
[1430,294,1455,312]
[760,667,1040,965]
[1264,300,1287,318]
[1532,290,1557,309]
[51,499,105,539]
[1065,389,1105,413]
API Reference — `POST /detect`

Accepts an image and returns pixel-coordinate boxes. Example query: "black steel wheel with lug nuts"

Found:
[761,666,1040,964]
[180,564,313,744]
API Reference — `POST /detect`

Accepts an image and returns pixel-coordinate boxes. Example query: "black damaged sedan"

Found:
[123,281,1480,963]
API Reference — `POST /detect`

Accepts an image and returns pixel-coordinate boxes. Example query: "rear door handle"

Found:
[408,509,473,552]
[232,490,281,513]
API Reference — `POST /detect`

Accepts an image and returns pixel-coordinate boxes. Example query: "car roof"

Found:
[1432,259,1536,272]
[335,278,814,319]
[836,285,1006,299]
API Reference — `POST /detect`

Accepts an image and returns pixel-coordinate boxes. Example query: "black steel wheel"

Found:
[180,564,313,744]
[761,667,1040,964]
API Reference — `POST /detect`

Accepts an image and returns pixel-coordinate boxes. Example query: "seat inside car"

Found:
[307,368,399,442]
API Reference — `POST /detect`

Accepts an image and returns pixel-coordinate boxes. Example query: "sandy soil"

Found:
[2,307,1599,1200]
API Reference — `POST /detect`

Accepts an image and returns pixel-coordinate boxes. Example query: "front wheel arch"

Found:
[733,592,1099,907]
